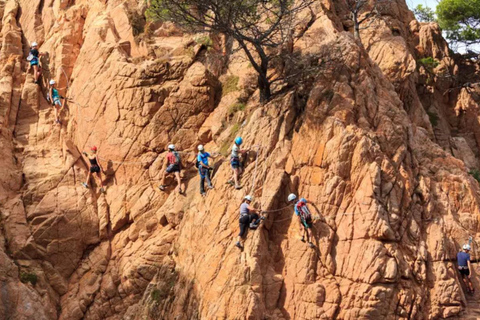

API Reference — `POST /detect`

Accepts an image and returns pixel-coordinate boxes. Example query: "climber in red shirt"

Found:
[158,144,183,194]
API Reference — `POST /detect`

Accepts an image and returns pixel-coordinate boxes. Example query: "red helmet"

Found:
[91,146,98,151]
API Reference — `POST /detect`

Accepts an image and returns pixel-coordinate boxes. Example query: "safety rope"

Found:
[249,145,261,195]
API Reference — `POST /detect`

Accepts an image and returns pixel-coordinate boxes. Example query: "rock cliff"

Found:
[1,0,480,319]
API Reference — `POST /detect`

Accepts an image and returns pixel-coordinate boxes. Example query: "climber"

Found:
[236,195,264,249]
[27,42,43,84]
[288,194,315,248]
[228,136,247,190]
[457,244,475,294]
[197,145,217,196]
[158,144,183,194]
[48,80,64,124]
[81,146,106,193]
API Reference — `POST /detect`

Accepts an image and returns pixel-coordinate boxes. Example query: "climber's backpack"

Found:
[173,151,181,165]
[296,201,312,222]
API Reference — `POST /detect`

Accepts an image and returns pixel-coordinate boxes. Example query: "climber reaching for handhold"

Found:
[48,80,64,124]
[228,136,248,190]
[81,146,106,193]
[458,244,475,294]
[288,194,315,248]
[27,42,44,84]
[235,195,264,250]
[158,144,183,194]
[197,145,217,196]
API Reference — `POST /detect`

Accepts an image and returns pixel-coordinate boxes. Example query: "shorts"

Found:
[459,268,470,276]
[53,98,62,106]
[302,216,313,229]
[231,157,240,169]
[90,165,100,173]
[166,163,180,173]
[239,213,259,237]
[30,59,38,66]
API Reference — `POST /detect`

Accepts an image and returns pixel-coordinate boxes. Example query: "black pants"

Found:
[239,213,259,238]
[199,167,212,193]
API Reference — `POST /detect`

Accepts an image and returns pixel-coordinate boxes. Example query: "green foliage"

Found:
[194,35,213,48]
[427,111,439,127]
[220,123,240,156]
[418,57,440,71]
[414,5,436,22]
[222,76,239,96]
[437,0,480,45]
[20,271,38,286]
[151,289,162,302]
[228,102,246,116]
[469,169,480,183]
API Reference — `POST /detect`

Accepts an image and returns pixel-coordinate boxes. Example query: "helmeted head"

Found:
[463,244,471,251]
[235,137,243,146]
[49,80,56,85]
[31,41,38,48]
[244,195,253,203]
[91,146,98,153]
[198,145,205,152]
[299,198,307,204]
[288,193,297,202]
[168,144,175,151]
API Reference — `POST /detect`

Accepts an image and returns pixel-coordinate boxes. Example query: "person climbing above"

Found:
[158,144,183,194]
[49,80,64,124]
[236,195,264,249]
[457,244,475,294]
[27,42,43,84]
[229,136,248,190]
[288,194,315,248]
[197,145,217,196]
[81,146,106,193]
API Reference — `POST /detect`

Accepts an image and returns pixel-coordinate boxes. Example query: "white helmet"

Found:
[31,41,38,47]
[244,195,253,202]
[288,193,297,202]
[49,80,56,85]
[198,145,204,151]
[232,145,239,152]
[168,144,175,150]
[463,244,472,251]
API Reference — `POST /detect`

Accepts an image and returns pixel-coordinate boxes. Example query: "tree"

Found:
[413,4,436,22]
[146,0,313,103]
[437,0,480,47]
[346,0,385,40]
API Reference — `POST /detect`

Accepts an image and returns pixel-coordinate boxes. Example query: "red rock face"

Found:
[1,0,480,319]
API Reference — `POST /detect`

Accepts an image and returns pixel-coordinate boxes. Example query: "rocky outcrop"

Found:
[1,0,480,319]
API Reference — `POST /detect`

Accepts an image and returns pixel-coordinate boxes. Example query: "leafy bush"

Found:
[427,111,439,127]
[414,5,436,22]
[127,9,146,36]
[228,102,246,116]
[20,271,38,286]
[195,36,213,48]
[220,123,240,156]
[418,57,440,71]
[222,75,239,96]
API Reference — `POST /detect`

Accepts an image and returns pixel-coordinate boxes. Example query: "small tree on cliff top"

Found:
[146,0,313,103]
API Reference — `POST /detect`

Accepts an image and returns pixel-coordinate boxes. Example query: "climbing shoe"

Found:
[201,192,206,197]
[81,183,89,189]
[208,184,214,189]
[235,242,243,249]
[158,185,166,191]
[300,236,306,243]
[235,185,242,190]
[308,242,315,248]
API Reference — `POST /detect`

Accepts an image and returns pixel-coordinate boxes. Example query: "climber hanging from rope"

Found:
[81,146,106,193]
[158,144,184,194]
[27,42,43,84]
[288,194,315,248]
[458,244,475,294]
[228,136,248,190]
[196,145,217,196]
[48,80,64,125]
[235,195,264,250]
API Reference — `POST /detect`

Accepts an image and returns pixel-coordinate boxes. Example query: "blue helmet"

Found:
[299,198,307,203]
[235,137,243,145]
